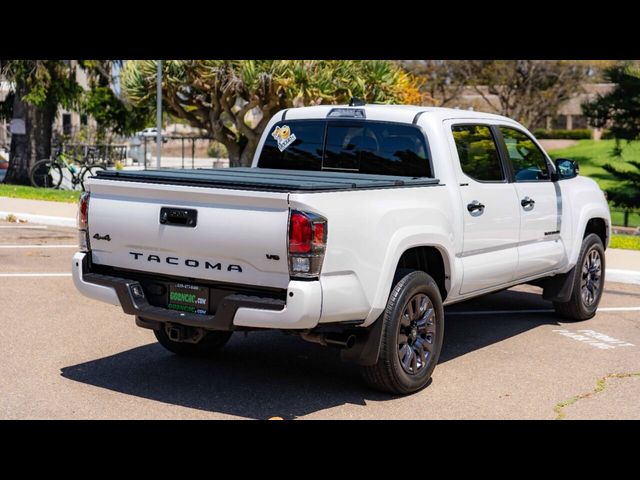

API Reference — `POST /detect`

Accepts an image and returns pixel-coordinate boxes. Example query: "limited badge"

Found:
[271,125,297,152]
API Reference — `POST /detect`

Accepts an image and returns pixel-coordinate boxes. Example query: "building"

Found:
[0,61,97,149]
[0,80,10,149]
[53,61,97,138]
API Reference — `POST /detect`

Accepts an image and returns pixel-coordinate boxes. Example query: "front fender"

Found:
[567,201,611,267]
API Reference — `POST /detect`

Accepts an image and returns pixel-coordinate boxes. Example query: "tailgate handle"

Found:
[159,207,197,227]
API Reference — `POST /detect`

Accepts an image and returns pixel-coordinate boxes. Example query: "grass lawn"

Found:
[0,184,80,203]
[548,139,640,227]
[610,234,640,251]
[547,139,640,192]
[610,210,640,228]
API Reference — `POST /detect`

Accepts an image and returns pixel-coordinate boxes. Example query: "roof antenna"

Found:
[349,97,366,106]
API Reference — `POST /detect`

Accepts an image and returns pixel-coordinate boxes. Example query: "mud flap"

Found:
[542,266,577,303]
[340,314,385,366]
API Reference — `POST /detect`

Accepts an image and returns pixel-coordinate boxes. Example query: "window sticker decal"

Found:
[272,125,297,152]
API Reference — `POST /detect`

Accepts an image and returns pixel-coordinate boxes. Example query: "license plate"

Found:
[167,283,209,315]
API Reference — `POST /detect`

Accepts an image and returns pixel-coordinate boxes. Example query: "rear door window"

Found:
[451,124,505,182]
[258,120,431,177]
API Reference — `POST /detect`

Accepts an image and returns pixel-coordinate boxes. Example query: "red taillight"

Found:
[289,211,312,253]
[288,210,327,278]
[312,222,325,246]
[78,192,90,230]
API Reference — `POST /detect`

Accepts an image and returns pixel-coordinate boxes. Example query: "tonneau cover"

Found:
[94,167,439,192]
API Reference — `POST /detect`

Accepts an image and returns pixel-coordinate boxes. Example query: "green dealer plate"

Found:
[167,283,209,315]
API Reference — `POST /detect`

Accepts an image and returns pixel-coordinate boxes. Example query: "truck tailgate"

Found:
[87,178,291,289]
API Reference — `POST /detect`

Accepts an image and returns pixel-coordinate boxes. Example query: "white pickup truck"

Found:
[73,104,611,394]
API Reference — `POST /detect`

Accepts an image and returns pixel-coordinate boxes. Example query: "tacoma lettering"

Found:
[127,252,242,273]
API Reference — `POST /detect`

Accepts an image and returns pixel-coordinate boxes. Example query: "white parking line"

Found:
[607,269,640,285]
[447,306,640,315]
[447,309,555,315]
[0,273,72,277]
[0,244,76,249]
[597,306,640,312]
[0,225,48,229]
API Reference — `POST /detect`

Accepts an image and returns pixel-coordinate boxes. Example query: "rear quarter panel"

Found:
[290,185,458,326]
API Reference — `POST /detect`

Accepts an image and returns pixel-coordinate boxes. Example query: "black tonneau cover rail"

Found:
[94,167,440,192]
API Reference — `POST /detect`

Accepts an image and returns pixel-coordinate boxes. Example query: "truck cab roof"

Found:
[280,104,518,126]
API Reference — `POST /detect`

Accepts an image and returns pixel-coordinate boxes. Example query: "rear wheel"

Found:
[153,323,233,357]
[361,270,444,395]
[553,233,605,321]
[29,159,63,189]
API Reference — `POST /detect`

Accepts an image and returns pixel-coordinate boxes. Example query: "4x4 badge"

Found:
[93,233,111,241]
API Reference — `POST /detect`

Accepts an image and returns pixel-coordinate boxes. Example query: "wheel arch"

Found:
[369,236,454,323]
[584,217,608,248]
[395,245,449,301]
[568,206,611,267]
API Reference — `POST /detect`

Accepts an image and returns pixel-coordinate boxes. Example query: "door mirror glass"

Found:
[553,158,579,180]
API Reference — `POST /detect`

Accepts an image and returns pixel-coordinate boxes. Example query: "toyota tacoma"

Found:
[72,104,611,394]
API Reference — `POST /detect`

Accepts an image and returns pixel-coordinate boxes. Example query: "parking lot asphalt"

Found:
[0,219,639,420]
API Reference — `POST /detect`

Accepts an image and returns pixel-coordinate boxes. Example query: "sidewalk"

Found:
[606,248,640,271]
[605,248,640,285]
[0,196,77,227]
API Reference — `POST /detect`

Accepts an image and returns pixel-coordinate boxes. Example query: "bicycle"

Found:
[29,147,106,190]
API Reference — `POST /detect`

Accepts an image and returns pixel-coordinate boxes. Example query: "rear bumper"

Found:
[72,252,321,330]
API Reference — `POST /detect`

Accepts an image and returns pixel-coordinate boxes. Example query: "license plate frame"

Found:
[167,282,209,315]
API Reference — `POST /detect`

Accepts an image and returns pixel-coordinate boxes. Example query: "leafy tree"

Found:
[399,60,469,106]
[401,60,593,128]
[121,60,428,167]
[583,63,640,211]
[460,60,590,129]
[79,60,151,142]
[0,60,82,184]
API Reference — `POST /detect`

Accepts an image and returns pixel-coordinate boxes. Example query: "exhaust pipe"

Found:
[325,333,356,349]
[300,332,356,349]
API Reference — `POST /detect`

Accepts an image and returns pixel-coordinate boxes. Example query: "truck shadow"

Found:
[440,287,560,362]
[60,287,560,419]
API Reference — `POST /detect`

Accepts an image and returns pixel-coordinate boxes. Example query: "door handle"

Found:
[467,200,485,215]
[520,197,535,210]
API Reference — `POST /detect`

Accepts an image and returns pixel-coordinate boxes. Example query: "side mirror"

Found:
[552,158,579,181]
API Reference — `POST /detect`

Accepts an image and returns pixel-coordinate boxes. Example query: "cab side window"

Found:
[499,127,550,182]
[451,125,505,182]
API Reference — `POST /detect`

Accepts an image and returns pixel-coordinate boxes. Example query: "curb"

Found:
[0,211,76,228]
[607,269,640,286]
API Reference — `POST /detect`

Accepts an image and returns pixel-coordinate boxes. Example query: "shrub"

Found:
[532,129,592,140]
[207,141,228,159]
[600,129,615,140]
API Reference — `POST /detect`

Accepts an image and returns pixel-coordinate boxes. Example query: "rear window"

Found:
[258,120,432,177]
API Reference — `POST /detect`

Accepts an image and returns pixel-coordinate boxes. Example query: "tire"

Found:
[80,164,106,190]
[361,270,444,395]
[29,159,63,189]
[553,233,605,321]
[153,324,233,357]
